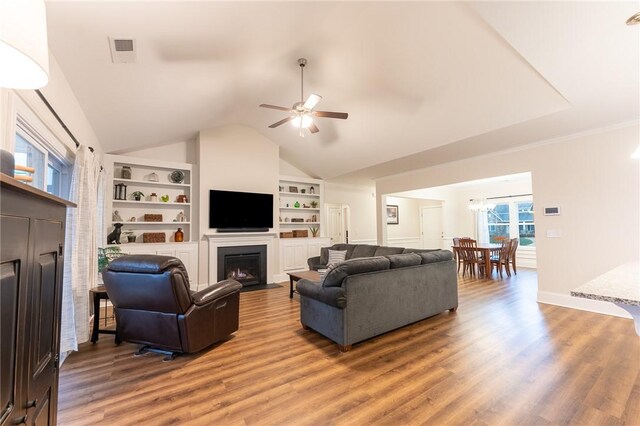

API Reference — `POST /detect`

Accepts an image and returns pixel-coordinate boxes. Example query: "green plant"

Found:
[309,226,319,237]
[131,191,144,201]
[160,194,169,202]
[310,200,318,208]
[98,246,124,272]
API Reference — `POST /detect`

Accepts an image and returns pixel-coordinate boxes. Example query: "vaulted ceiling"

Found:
[45,1,639,181]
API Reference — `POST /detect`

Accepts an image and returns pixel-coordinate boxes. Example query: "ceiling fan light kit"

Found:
[259,57,348,137]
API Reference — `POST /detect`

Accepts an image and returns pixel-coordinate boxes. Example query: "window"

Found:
[517,202,535,246]
[485,199,535,247]
[14,119,73,199]
[487,203,510,243]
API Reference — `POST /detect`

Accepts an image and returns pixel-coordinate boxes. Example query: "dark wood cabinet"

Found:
[1,174,73,426]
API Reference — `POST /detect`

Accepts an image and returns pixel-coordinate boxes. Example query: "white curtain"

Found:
[60,146,102,355]
[476,210,490,245]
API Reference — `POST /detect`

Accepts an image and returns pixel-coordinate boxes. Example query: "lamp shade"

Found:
[0,0,49,89]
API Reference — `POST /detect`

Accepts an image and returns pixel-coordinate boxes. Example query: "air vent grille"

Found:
[109,37,137,63]
[113,39,134,52]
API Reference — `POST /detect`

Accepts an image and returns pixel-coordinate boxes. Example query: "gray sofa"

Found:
[298,247,457,351]
[307,243,437,271]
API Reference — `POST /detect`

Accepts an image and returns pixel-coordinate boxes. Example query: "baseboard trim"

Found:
[537,290,632,319]
[273,273,288,283]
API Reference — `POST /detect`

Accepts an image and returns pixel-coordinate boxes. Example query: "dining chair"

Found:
[458,239,480,277]
[508,238,519,274]
[490,239,512,278]
[452,237,463,272]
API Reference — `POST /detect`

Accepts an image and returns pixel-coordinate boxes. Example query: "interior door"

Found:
[421,206,443,249]
[325,204,344,244]
[27,219,64,426]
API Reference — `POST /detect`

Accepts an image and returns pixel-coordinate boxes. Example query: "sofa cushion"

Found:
[351,245,379,259]
[297,279,346,308]
[402,248,440,254]
[419,250,454,264]
[374,246,405,256]
[320,244,357,264]
[386,253,423,269]
[323,256,391,287]
[328,250,347,266]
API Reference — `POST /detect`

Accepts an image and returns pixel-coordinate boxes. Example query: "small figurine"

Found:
[177,212,185,222]
[107,223,123,244]
[130,216,136,222]
[309,186,315,194]
[113,210,123,221]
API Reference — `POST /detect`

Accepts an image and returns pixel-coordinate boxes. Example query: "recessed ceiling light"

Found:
[626,12,640,25]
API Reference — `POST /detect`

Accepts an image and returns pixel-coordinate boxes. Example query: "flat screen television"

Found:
[209,189,273,231]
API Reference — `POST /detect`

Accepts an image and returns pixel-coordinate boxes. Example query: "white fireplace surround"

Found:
[205,232,278,285]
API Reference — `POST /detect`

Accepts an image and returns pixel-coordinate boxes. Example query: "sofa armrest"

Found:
[297,279,346,309]
[307,256,321,270]
[192,279,242,306]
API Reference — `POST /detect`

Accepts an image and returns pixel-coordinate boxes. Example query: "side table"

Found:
[90,285,120,343]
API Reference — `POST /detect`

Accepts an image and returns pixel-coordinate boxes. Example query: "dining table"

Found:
[451,243,502,279]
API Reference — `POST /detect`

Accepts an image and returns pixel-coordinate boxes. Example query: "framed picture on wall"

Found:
[289,186,298,193]
[386,205,399,225]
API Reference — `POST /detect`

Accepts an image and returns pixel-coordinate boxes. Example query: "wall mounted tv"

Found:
[209,189,273,232]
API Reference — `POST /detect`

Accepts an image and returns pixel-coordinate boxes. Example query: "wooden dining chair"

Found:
[452,237,463,272]
[458,239,480,277]
[508,238,519,274]
[490,239,512,278]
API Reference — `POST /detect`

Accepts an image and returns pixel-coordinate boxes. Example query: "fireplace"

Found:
[217,245,267,287]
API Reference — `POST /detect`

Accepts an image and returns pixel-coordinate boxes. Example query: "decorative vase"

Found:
[150,193,158,202]
[294,201,300,208]
[121,166,132,179]
[175,228,184,242]
[127,235,136,243]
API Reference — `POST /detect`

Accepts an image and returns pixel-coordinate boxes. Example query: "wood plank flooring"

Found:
[58,270,640,425]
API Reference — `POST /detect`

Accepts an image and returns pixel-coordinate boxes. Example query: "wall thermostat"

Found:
[544,207,561,216]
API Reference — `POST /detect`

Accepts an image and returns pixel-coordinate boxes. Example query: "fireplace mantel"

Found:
[205,232,277,285]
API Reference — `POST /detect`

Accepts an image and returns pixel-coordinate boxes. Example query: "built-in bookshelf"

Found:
[278,175,323,237]
[104,154,194,245]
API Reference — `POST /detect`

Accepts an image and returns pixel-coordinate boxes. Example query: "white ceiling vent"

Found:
[109,37,136,63]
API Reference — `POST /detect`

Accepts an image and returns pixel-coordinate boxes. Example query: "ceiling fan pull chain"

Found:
[300,60,304,103]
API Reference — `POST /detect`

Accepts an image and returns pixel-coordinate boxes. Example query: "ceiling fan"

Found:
[259,58,348,137]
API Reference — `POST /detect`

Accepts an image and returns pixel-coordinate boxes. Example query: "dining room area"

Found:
[382,172,536,283]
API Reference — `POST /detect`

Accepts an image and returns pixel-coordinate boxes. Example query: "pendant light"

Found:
[0,0,50,89]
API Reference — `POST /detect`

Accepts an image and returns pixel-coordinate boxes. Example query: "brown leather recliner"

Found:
[102,255,242,356]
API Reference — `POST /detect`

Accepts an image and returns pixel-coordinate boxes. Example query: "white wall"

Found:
[120,140,197,164]
[279,158,312,178]
[376,123,640,318]
[1,54,102,155]
[324,181,377,244]
[197,124,280,284]
[385,196,422,240]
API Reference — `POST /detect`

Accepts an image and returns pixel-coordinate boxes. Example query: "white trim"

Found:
[350,238,377,245]
[537,290,632,319]
[387,236,422,248]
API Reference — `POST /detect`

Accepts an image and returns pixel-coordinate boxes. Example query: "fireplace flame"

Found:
[228,267,255,280]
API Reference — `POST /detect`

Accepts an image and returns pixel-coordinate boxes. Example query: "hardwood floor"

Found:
[58,270,640,425]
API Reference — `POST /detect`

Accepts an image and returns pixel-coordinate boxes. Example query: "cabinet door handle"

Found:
[25,400,37,408]
[14,415,27,424]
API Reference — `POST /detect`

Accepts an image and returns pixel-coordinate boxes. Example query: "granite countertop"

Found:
[571,261,640,306]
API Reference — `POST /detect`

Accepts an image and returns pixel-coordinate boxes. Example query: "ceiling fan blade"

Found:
[312,111,348,119]
[303,94,322,110]
[260,104,293,112]
[268,116,295,128]
[309,122,320,134]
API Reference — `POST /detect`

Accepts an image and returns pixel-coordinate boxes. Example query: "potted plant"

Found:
[122,231,137,243]
[310,200,318,208]
[98,246,124,273]
[131,191,145,201]
[309,226,319,237]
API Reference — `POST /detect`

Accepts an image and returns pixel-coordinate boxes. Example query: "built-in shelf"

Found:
[280,207,320,212]
[112,200,191,206]
[113,178,190,188]
[113,221,190,225]
[280,222,320,225]
[105,154,194,244]
[279,191,320,198]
